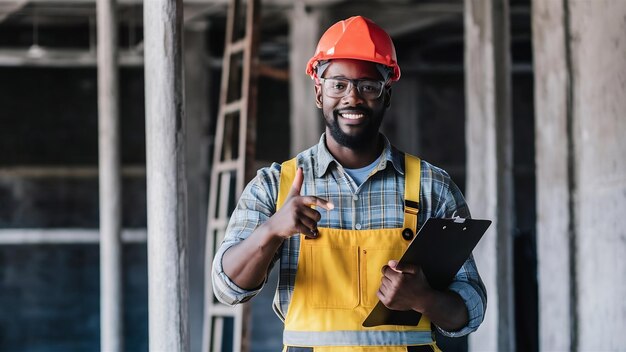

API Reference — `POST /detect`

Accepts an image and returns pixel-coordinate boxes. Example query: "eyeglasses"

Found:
[319,77,386,100]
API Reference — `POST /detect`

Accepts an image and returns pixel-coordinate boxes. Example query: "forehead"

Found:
[323,59,383,80]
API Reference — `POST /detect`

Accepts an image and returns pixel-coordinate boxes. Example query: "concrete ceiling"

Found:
[0,0,462,27]
[0,0,466,67]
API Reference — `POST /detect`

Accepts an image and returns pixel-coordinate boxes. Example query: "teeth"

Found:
[341,113,364,120]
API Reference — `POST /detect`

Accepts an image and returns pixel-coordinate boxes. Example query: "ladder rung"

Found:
[214,160,239,172]
[221,100,243,115]
[227,39,246,54]
[207,304,238,317]
[207,219,228,231]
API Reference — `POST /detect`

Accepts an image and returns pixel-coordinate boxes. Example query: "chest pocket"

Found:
[303,243,360,309]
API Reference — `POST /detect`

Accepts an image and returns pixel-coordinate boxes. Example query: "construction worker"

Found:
[212,16,486,351]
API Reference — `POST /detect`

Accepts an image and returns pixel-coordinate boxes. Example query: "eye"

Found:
[323,78,348,91]
[360,81,380,92]
[332,82,346,90]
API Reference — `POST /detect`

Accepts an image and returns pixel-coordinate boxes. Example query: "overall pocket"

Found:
[304,244,359,309]
[361,247,406,308]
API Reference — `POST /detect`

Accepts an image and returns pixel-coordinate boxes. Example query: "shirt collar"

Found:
[314,133,405,177]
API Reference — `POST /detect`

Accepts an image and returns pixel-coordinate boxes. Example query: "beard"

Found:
[325,107,384,149]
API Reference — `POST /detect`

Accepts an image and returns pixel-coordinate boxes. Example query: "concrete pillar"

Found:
[184,21,211,352]
[532,1,572,350]
[464,0,515,351]
[144,1,189,351]
[535,1,626,350]
[289,1,321,156]
[96,0,122,351]
[569,2,626,349]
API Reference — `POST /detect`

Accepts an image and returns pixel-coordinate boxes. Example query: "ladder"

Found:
[202,0,260,351]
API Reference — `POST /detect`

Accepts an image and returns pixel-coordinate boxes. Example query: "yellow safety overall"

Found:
[277,155,441,352]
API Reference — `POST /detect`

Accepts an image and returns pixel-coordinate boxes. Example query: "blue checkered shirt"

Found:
[212,134,487,337]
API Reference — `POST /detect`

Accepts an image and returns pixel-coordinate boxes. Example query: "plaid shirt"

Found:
[212,134,487,337]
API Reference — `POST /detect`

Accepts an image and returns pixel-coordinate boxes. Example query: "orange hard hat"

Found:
[306,16,401,81]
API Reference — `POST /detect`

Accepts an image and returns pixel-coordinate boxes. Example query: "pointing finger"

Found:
[287,167,304,198]
[300,195,335,211]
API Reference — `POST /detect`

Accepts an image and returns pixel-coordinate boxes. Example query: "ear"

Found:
[314,84,323,109]
[383,86,392,109]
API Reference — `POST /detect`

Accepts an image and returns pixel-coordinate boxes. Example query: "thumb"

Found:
[390,260,417,274]
[387,260,402,273]
[287,167,303,198]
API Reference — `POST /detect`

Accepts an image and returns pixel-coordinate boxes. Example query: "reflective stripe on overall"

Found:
[277,155,441,352]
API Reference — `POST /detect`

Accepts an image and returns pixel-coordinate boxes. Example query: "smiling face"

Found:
[315,59,391,150]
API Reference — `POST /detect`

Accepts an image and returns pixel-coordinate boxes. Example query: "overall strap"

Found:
[277,157,297,210]
[403,154,421,232]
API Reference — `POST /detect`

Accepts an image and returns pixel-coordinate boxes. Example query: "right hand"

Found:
[267,167,334,239]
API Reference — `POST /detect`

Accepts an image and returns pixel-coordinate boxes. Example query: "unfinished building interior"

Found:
[0,0,625,351]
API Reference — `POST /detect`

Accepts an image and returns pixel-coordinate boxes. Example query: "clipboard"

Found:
[362,217,491,327]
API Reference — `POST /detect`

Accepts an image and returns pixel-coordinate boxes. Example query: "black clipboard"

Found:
[362,217,491,327]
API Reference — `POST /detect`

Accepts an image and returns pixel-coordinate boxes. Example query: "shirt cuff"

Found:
[211,242,264,306]
[435,281,485,337]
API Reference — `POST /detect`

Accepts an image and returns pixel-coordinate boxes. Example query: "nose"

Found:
[341,82,364,104]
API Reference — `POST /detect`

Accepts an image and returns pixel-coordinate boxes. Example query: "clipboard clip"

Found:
[453,216,466,223]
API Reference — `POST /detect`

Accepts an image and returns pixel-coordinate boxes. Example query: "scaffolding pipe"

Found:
[144,1,189,351]
[97,0,123,351]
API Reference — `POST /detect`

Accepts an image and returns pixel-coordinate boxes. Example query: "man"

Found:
[212,16,486,351]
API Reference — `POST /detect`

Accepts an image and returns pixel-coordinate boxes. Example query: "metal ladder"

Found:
[201,0,260,351]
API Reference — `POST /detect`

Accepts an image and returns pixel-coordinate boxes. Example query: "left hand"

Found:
[377,260,434,312]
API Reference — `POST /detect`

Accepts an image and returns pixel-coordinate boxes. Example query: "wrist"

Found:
[413,288,438,314]
[258,219,286,245]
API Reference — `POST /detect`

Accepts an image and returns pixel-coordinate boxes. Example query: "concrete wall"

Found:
[534,0,626,350]
[0,66,149,351]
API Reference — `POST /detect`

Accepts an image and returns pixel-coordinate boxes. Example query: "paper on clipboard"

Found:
[362,217,491,327]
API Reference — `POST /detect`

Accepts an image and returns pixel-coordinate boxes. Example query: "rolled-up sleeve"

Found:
[212,241,263,305]
[437,254,487,337]
[434,175,487,337]
[211,164,282,306]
